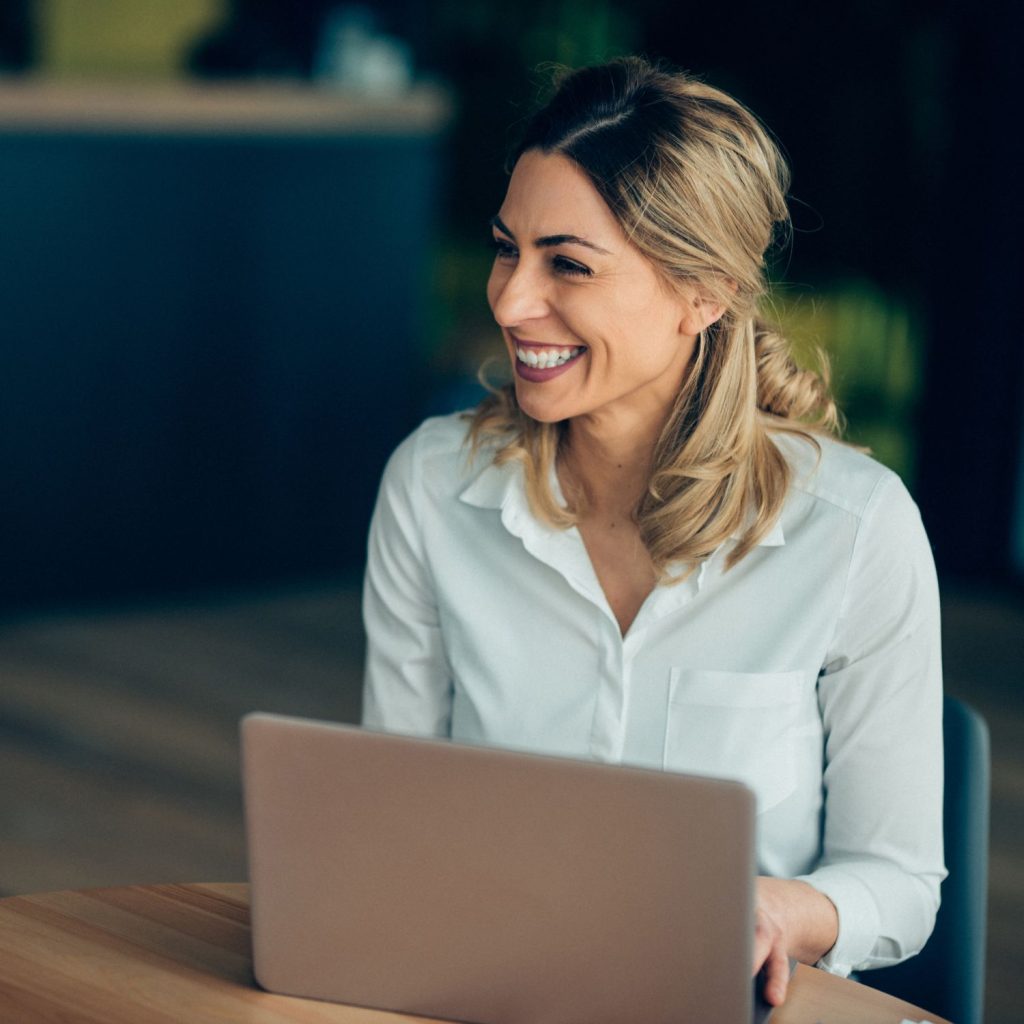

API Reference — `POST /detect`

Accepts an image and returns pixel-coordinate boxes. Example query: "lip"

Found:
[510,336,587,383]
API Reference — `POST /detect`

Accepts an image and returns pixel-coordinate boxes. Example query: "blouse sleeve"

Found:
[796,472,947,975]
[361,429,454,738]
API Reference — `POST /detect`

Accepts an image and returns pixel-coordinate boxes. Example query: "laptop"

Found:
[242,712,766,1024]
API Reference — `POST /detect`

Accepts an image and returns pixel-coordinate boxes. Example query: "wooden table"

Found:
[0,883,951,1023]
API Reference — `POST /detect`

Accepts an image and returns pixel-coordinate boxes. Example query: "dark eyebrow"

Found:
[490,215,612,256]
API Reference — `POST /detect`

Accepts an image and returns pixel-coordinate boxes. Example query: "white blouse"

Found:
[362,412,946,976]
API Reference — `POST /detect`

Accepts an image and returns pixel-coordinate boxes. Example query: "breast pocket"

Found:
[664,669,807,814]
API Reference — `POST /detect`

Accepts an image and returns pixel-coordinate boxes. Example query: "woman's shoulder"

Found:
[401,410,475,455]
[381,409,494,495]
[773,430,917,525]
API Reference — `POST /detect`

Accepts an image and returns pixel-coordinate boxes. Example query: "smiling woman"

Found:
[361,56,944,1012]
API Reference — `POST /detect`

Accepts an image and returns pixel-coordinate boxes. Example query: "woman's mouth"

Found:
[516,344,585,369]
[513,344,586,382]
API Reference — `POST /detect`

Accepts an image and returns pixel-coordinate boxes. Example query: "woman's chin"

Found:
[513,384,574,425]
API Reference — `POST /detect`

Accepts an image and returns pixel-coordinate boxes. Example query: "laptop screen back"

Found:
[242,712,756,1024]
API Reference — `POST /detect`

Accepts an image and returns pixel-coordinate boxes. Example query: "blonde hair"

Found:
[470,57,838,578]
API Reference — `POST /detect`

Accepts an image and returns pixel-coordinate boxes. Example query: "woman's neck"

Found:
[560,412,664,519]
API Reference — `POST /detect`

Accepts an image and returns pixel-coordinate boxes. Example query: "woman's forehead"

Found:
[498,150,623,246]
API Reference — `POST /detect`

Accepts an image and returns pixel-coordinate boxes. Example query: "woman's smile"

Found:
[513,340,587,381]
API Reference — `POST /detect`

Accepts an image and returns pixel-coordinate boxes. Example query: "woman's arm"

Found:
[796,471,946,976]
[362,430,454,737]
[752,469,943,1003]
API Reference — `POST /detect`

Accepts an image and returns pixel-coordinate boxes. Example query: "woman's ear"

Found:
[677,281,733,335]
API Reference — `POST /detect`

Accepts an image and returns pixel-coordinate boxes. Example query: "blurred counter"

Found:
[0,78,449,134]
[0,80,451,609]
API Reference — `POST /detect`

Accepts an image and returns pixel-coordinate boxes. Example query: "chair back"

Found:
[860,694,990,1024]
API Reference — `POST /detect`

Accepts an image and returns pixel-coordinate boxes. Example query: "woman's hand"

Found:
[752,877,839,1006]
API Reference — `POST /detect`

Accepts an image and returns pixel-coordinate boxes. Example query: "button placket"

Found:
[588,621,628,762]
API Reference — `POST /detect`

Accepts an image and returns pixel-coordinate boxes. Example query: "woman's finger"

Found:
[751,906,779,975]
[762,944,791,1006]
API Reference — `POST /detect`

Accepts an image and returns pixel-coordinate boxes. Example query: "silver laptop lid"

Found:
[242,712,756,1024]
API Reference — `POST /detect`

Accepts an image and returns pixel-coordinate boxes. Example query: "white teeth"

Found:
[516,345,583,369]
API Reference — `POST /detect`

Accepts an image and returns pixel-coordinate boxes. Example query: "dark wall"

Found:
[914,1,1024,580]
[0,127,442,609]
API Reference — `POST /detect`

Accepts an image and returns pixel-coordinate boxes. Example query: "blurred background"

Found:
[0,1,1020,1021]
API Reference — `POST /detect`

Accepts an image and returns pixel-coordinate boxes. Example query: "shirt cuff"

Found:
[795,866,881,976]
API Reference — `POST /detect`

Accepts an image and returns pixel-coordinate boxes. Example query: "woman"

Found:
[362,57,944,1007]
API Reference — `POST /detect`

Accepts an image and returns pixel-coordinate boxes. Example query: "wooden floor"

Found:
[0,580,1020,1023]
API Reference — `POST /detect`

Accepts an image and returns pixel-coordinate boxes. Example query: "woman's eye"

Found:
[489,236,591,278]
[552,255,592,277]
[490,237,517,260]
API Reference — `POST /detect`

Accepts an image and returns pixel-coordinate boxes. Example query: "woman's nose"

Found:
[489,261,549,327]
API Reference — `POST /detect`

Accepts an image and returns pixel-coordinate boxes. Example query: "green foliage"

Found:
[770,281,922,483]
[435,0,639,68]
[518,0,639,70]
